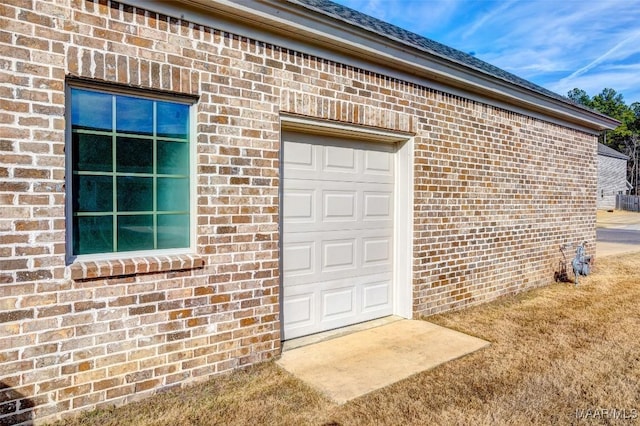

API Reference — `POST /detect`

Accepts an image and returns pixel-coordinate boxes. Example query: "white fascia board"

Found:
[129,0,619,134]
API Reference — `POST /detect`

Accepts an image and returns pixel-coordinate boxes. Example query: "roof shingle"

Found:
[289,0,597,110]
[598,143,629,160]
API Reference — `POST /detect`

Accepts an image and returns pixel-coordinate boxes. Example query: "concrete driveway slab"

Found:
[597,210,640,230]
[596,210,640,257]
[277,319,489,404]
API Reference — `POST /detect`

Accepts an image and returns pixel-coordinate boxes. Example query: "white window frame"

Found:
[64,80,198,264]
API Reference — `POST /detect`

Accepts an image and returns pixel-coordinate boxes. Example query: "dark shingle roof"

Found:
[288,0,584,107]
[598,143,629,160]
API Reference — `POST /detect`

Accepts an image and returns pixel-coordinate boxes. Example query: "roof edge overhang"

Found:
[130,0,620,134]
[598,143,630,161]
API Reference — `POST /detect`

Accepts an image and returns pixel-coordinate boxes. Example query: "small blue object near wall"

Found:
[571,242,592,285]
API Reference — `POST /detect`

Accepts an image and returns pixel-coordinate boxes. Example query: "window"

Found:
[68,87,191,257]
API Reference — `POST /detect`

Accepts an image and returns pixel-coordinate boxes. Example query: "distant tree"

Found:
[567,88,592,107]
[631,102,640,122]
[568,88,630,147]
[591,88,630,121]
[622,104,640,195]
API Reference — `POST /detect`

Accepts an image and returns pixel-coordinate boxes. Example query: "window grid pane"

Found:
[153,101,158,250]
[71,89,190,256]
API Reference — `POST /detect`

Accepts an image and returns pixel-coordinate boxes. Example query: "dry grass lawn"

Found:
[52,253,640,425]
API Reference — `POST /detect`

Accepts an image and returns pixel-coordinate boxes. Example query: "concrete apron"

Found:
[277,318,489,404]
[596,210,640,257]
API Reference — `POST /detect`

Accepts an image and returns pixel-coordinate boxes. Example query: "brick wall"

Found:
[0,0,597,423]
[597,154,628,210]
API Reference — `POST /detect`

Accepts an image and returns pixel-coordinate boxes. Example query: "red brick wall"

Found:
[0,0,597,423]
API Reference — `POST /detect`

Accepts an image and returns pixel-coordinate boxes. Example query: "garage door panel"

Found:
[362,280,392,311]
[285,181,393,192]
[284,230,392,287]
[283,273,394,339]
[283,242,314,276]
[285,272,388,294]
[283,132,395,339]
[284,140,394,184]
[284,140,315,169]
[285,219,393,234]
[323,145,356,171]
[324,191,357,220]
[284,167,394,184]
[322,287,356,319]
[284,229,392,244]
[362,237,392,265]
[286,265,393,287]
[322,239,356,271]
[363,191,392,219]
[283,189,315,222]
[283,293,314,329]
[364,149,394,175]
[283,180,393,233]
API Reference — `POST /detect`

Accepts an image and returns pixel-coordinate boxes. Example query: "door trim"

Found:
[281,113,412,143]
[279,114,414,340]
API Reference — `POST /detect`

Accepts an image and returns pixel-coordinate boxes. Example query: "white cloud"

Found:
[548,65,640,104]
[555,29,640,88]
[459,1,640,103]
[334,0,463,35]
[461,1,516,40]
[331,0,640,103]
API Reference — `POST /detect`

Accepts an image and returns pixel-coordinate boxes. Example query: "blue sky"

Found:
[333,0,640,105]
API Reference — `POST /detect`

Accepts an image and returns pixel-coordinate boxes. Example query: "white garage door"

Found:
[282,131,395,340]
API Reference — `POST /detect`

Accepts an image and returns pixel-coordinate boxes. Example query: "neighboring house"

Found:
[0,0,618,423]
[597,143,631,209]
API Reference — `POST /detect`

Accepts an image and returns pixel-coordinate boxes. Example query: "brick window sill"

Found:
[69,254,205,281]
